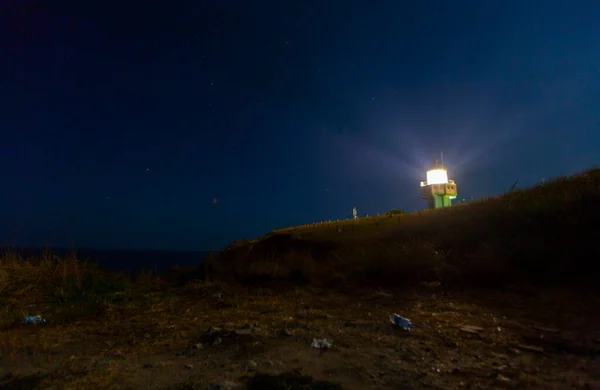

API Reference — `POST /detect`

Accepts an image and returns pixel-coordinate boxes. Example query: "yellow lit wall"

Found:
[426,169,448,185]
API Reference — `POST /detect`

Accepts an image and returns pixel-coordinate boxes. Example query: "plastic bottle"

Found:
[24,315,46,324]
[390,313,413,330]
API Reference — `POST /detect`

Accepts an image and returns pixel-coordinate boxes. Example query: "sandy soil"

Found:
[1,283,599,389]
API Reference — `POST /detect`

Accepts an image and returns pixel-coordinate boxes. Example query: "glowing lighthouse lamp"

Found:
[420,160,457,209]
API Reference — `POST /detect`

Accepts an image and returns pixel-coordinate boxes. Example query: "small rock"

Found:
[247,360,258,369]
[185,364,194,370]
[420,281,441,289]
[517,344,544,353]
[460,325,484,334]
[236,326,260,335]
[532,325,559,333]
[95,359,110,366]
[194,342,203,349]
[212,337,222,346]
[0,372,15,382]
[207,380,240,390]
[496,374,511,382]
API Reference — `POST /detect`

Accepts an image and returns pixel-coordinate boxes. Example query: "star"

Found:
[212,197,218,204]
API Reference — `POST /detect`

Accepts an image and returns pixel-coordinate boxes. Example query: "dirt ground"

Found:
[1,283,599,389]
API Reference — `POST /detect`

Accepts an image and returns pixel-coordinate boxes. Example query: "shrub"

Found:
[386,209,405,215]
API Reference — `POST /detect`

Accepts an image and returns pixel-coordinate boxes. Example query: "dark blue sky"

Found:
[1,0,599,251]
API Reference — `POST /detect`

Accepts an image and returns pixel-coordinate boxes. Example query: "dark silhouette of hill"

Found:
[209,168,600,290]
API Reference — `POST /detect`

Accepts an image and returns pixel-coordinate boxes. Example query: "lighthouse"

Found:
[420,159,457,209]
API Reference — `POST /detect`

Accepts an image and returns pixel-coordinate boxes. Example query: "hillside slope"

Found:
[209,169,600,289]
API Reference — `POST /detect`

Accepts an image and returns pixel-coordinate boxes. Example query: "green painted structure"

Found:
[420,160,458,210]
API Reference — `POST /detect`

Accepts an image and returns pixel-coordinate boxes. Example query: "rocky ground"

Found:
[1,282,599,389]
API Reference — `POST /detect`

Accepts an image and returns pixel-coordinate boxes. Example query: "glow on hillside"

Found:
[426,169,448,185]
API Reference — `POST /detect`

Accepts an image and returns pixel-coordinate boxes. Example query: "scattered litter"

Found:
[23,315,46,325]
[311,338,332,349]
[390,314,413,331]
[459,325,484,334]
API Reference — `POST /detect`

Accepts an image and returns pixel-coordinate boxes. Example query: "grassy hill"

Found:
[208,168,600,289]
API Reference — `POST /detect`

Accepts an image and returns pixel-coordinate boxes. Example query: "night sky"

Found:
[1,1,599,251]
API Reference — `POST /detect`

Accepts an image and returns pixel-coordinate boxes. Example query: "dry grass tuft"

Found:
[0,249,129,329]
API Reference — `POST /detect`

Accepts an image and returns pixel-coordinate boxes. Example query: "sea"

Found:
[1,246,211,278]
